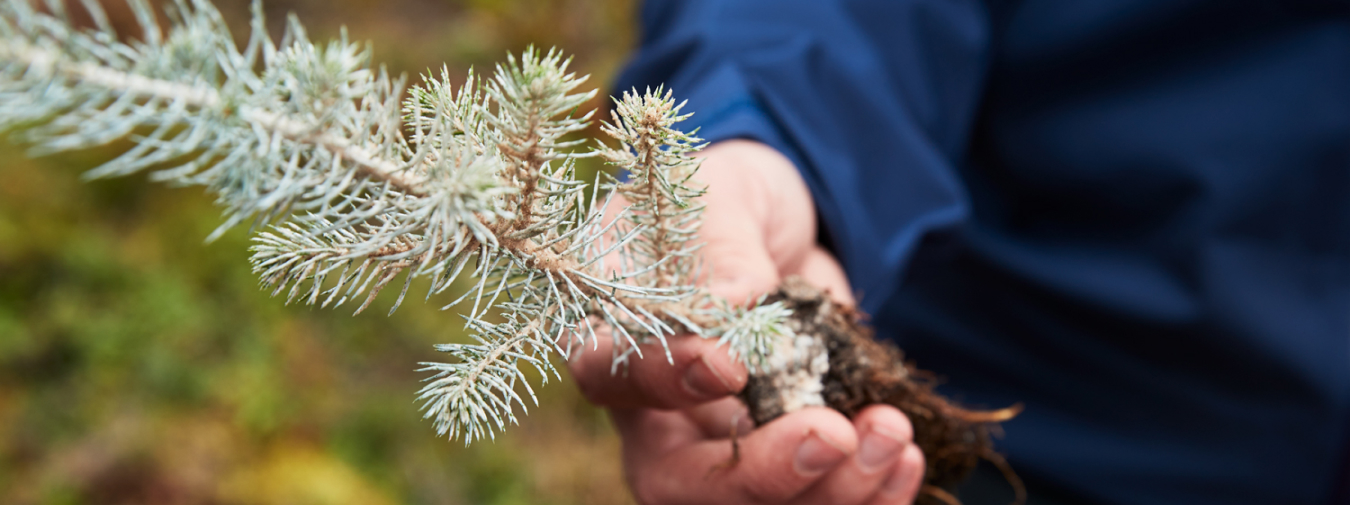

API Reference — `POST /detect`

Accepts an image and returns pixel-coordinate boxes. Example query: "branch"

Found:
[0,0,791,446]
[0,40,425,195]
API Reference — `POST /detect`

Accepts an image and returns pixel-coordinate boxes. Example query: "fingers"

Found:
[684,396,755,439]
[698,209,780,303]
[614,402,926,505]
[616,407,859,505]
[597,140,793,304]
[787,245,856,307]
[697,141,855,307]
[569,330,748,410]
[793,405,923,504]
[867,444,925,505]
[697,140,820,278]
[695,140,815,303]
[694,174,779,303]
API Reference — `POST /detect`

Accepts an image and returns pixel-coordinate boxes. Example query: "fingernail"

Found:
[682,354,734,399]
[856,429,904,473]
[794,431,848,476]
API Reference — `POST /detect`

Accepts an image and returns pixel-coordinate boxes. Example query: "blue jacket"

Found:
[616,1,1350,504]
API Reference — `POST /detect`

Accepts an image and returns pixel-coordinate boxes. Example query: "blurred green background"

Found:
[0,0,640,503]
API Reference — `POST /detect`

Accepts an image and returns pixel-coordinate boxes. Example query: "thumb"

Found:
[692,141,793,306]
[787,245,857,308]
[693,140,821,306]
[700,212,780,305]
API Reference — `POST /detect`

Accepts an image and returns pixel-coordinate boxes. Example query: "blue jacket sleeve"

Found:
[615,0,992,311]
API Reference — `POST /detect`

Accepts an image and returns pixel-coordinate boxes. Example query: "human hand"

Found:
[569,140,925,504]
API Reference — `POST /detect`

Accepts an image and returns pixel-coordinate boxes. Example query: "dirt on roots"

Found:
[739,277,1025,505]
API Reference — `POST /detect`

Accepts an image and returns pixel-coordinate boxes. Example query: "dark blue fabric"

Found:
[616,1,1350,504]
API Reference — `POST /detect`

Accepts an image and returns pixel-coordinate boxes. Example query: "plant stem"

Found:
[0,40,426,194]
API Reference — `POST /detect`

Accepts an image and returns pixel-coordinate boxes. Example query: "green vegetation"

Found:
[0,0,637,503]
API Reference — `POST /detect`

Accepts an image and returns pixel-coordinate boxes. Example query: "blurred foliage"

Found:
[0,0,638,503]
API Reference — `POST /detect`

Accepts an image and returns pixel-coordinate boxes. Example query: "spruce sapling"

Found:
[0,1,1022,501]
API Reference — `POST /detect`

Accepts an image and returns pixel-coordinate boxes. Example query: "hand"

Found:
[569,140,925,504]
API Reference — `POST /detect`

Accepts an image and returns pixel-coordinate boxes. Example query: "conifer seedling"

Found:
[0,1,1022,501]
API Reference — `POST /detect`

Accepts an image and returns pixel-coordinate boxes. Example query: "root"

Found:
[740,276,1025,505]
[921,485,963,505]
[705,414,743,478]
[983,451,1027,505]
